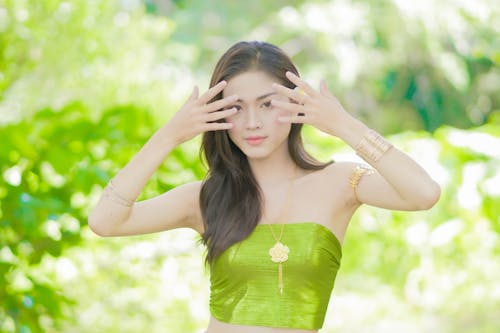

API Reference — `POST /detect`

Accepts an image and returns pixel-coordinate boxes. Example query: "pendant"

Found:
[269,241,289,295]
[269,241,289,263]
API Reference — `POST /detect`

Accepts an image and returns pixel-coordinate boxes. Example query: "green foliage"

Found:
[0,102,205,332]
[2,0,499,131]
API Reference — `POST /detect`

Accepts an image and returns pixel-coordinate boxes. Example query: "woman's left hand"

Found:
[271,71,354,138]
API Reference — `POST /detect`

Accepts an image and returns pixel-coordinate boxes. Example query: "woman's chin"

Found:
[240,147,271,160]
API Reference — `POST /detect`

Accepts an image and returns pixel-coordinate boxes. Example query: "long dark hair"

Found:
[198,41,333,268]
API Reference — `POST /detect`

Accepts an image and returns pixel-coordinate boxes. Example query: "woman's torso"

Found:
[195,163,358,333]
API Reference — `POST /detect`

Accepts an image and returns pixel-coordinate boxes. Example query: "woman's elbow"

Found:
[87,215,113,237]
[416,181,441,210]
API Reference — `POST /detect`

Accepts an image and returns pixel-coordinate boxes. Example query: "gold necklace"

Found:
[264,165,297,295]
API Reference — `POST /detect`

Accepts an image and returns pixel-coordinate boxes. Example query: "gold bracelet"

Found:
[349,165,375,188]
[355,129,393,163]
[348,165,375,201]
[103,179,135,207]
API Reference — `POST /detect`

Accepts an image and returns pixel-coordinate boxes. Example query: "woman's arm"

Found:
[271,71,441,211]
[88,81,238,236]
[335,117,441,210]
[88,133,177,236]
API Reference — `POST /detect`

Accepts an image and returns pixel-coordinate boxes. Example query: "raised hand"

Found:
[270,71,352,138]
[162,81,238,145]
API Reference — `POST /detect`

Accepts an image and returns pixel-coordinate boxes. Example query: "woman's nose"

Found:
[245,108,262,129]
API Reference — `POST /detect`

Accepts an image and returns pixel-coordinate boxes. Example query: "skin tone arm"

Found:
[271,71,441,211]
[88,81,238,236]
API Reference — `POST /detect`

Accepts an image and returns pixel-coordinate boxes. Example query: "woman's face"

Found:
[222,70,292,160]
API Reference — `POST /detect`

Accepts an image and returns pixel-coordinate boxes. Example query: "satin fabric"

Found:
[209,222,342,330]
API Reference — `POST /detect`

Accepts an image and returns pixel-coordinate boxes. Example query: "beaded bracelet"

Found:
[103,179,135,207]
[355,129,393,163]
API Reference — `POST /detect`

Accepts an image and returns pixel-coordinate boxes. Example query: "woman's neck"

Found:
[247,152,296,187]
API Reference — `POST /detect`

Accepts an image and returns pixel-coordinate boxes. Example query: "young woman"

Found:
[89,41,441,333]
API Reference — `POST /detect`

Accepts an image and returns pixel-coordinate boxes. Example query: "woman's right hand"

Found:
[160,80,238,146]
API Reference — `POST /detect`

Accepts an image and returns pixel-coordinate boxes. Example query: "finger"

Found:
[294,87,307,105]
[272,83,305,104]
[190,85,199,101]
[319,79,332,98]
[202,94,238,112]
[271,99,304,114]
[181,85,199,107]
[285,71,318,97]
[197,80,227,105]
[204,122,234,131]
[277,115,309,124]
[203,107,237,122]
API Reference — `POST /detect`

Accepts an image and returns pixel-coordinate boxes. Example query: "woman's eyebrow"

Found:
[236,92,276,103]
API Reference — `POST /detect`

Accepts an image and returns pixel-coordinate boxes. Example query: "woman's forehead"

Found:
[222,71,280,99]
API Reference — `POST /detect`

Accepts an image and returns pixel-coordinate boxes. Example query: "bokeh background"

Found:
[1,0,499,332]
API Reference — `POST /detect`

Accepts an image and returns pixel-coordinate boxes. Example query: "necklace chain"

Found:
[264,165,298,295]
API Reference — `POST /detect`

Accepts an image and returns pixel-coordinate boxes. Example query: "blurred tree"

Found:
[1,0,499,130]
[0,101,206,332]
[156,0,500,132]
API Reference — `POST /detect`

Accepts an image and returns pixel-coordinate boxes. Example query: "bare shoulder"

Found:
[164,180,204,231]
[310,160,363,185]
[313,161,372,206]
[182,181,204,235]
[323,160,368,176]
[287,161,368,239]
[295,161,356,188]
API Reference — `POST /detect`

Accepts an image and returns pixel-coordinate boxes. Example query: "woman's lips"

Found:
[245,136,267,145]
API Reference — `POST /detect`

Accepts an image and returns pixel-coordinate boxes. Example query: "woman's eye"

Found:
[261,101,273,109]
[226,105,241,111]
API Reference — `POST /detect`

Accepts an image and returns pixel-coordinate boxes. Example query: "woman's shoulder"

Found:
[307,160,369,200]
[294,161,363,216]
[165,179,203,199]
[314,160,365,179]
[265,161,366,189]
[173,180,204,234]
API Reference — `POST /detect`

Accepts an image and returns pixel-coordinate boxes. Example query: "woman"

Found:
[89,41,441,333]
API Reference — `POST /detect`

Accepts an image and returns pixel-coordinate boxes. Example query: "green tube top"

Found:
[209,222,342,330]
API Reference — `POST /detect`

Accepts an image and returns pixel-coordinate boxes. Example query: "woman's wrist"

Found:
[148,127,180,152]
[103,178,136,207]
[333,116,393,164]
[354,129,393,164]
[333,115,370,147]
